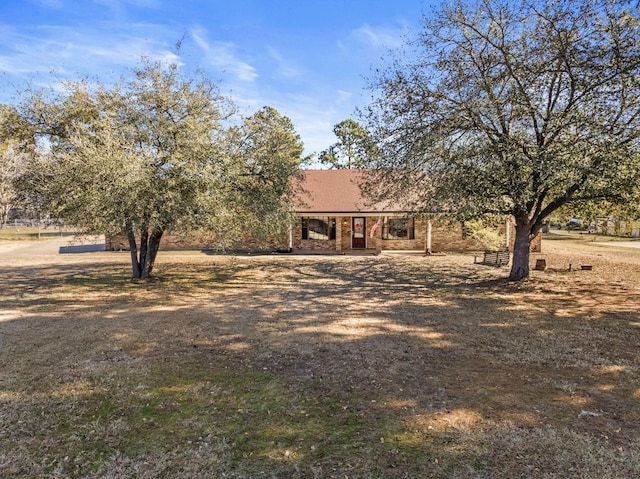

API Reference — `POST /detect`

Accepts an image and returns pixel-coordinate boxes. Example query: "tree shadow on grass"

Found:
[1,254,639,477]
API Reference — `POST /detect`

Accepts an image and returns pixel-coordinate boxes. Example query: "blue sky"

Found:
[0,0,434,157]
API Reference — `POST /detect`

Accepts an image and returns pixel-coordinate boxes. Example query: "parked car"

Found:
[566,218,582,230]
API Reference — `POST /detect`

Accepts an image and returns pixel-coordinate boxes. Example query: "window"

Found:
[302,217,336,240]
[382,217,415,240]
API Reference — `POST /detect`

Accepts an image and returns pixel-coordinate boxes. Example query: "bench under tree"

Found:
[475,251,510,267]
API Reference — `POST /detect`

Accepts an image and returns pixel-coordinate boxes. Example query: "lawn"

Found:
[1,236,639,478]
[0,226,76,241]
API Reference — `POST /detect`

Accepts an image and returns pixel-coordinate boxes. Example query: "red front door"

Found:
[352,217,366,249]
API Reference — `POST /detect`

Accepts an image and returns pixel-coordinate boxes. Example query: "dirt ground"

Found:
[1,234,639,478]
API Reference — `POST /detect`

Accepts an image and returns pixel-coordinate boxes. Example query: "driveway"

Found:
[592,240,640,249]
[0,235,105,260]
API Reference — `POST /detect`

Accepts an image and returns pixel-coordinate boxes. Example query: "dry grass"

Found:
[1,234,639,478]
[0,227,76,241]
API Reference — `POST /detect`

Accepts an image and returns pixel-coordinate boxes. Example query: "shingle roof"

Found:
[293,169,405,215]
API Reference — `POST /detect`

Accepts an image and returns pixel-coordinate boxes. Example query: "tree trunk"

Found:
[140,230,163,279]
[509,218,532,281]
[139,227,149,277]
[0,205,8,229]
[126,222,163,280]
[127,225,142,279]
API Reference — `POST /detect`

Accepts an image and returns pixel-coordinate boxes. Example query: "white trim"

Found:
[289,223,293,249]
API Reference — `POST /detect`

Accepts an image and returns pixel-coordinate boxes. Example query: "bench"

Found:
[475,250,510,267]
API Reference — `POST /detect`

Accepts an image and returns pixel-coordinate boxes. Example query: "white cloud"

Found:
[266,46,301,78]
[337,90,353,102]
[191,33,258,83]
[352,23,407,50]
[0,22,184,85]
[0,14,357,158]
[0,27,185,105]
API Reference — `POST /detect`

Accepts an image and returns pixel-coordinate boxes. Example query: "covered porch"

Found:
[293,214,429,254]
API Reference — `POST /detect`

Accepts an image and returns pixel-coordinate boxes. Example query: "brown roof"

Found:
[293,169,406,215]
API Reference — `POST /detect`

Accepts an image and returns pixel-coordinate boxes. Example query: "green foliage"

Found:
[319,119,377,169]
[365,0,640,280]
[464,217,506,251]
[223,106,306,243]
[13,60,304,278]
[0,104,32,226]
[555,193,640,226]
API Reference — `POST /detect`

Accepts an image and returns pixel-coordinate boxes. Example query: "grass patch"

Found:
[544,230,639,243]
[0,227,75,241]
[3,357,393,477]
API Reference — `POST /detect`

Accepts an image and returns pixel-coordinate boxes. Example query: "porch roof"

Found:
[293,169,406,215]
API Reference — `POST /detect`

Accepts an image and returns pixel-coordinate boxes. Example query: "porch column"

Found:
[335,216,343,252]
[289,222,293,251]
[425,218,432,255]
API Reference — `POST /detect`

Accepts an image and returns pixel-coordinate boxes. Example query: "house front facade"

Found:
[291,169,519,254]
[292,168,417,253]
[107,168,534,254]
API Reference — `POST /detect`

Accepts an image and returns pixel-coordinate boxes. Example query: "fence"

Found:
[0,219,77,239]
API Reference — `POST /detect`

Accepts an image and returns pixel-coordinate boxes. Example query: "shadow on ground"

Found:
[1,253,639,478]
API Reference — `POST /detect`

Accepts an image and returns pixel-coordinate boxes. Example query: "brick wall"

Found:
[291,219,337,251]
[106,215,542,253]
[429,219,486,252]
[106,231,286,252]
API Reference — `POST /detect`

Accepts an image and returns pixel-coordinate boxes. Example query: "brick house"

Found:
[108,168,539,253]
[290,169,520,254]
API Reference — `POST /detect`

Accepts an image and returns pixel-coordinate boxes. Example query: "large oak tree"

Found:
[365,0,640,280]
[16,60,304,279]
